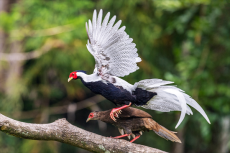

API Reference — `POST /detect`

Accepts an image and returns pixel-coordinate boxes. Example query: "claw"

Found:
[110,108,122,122]
[110,109,118,122]
[109,103,132,122]
[114,112,119,118]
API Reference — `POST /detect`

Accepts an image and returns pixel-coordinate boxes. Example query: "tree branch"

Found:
[0,39,64,61]
[11,24,75,38]
[2,95,105,120]
[0,113,167,153]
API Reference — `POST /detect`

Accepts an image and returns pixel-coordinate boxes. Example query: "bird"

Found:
[68,9,210,128]
[86,107,181,143]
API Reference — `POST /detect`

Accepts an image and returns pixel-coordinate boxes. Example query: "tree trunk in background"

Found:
[0,0,16,12]
[0,0,18,92]
[172,113,185,153]
[5,40,23,95]
[0,0,22,112]
[0,0,8,92]
[218,116,230,153]
[172,128,185,153]
[171,41,189,153]
[209,115,230,153]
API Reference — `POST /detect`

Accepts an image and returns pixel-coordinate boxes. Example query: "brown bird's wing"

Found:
[117,107,152,119]
[98,107,151,124]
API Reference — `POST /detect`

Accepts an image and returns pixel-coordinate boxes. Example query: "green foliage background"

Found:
[0,0,230,153]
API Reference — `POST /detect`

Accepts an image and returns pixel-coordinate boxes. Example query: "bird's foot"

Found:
[111,133,140,142]
[110,102,132,122]
[111,134,131,139]
[110,108,122,122]
[130,135,140,143]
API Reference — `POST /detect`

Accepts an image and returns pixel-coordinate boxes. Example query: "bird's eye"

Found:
[89,114,94,118]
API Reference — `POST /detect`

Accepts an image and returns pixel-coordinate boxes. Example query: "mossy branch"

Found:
[0,114,166,153]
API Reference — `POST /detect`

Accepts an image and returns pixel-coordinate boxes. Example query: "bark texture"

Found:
[0,113,167,153]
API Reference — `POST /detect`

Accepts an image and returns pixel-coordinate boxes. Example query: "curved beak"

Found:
[86,118,91,122]
[68,77,73,82]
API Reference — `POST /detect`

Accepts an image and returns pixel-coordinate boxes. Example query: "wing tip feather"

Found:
[136,57,142,63]
[93,9,97,15]
[86,9,141,77]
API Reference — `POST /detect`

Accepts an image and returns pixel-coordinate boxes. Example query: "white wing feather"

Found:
[86,9,141,78]
[134,79,210,128]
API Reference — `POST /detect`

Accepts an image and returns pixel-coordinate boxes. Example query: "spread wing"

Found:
[85,9,141,80]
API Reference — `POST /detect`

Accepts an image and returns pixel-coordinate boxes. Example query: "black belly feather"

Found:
[132,88,157,106]
[80,78,157,106]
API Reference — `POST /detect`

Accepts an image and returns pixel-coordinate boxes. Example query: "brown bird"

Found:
[86,107,181,143]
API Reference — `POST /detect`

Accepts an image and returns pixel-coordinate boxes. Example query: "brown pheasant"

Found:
[86,107,181,143]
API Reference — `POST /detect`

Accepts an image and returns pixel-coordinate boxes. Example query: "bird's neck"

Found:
[77,72,102,83]
[98,110,114,123]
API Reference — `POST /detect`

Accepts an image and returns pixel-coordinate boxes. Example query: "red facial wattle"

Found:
[68,72,77,82]
[89,113,94,119]
[86,113,94,122]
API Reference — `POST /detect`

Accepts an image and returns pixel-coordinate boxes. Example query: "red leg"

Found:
[130,135,140,143]
[112,134,131,139]
[110,102,132,122]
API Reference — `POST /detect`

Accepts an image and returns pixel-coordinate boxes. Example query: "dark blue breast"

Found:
[81,79,135,105]
[80,78,156,106]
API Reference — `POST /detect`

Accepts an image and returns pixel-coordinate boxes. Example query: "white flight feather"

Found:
[96,10,102,41]
[99,12,110,43]
[183,93,210,124]
[164,89,186,128]
[92,10,97,39]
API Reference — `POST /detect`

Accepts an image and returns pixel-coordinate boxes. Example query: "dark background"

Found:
[0,0,230,153]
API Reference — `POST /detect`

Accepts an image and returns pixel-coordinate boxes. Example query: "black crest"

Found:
[75,70,87,74]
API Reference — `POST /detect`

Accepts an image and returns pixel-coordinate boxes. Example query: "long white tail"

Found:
[133,79,210,128]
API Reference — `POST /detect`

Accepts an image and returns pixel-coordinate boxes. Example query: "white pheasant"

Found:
[68,9,210,128]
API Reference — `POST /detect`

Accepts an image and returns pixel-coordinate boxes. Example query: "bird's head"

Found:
[86,112,99,122]
[68,70,86,82]
[68,71,78,82]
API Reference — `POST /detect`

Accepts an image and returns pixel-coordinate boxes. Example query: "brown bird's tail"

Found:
[154,125,181,143]
[146,118,181,143]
